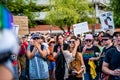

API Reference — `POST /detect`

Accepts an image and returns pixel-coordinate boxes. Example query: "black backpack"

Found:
[55,51,66,80]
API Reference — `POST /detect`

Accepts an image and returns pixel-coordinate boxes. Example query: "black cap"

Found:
[113,31,120,37]
[102,33,113,39]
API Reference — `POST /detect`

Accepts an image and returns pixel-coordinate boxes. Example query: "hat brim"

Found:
[113,32,120,36]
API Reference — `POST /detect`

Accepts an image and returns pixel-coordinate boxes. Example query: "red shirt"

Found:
[23,41,28,49]
[19,44,26,56]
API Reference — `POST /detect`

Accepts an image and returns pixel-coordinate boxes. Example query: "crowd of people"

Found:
[0,30,120,80]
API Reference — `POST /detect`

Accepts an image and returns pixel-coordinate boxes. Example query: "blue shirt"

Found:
[27,44,49,79]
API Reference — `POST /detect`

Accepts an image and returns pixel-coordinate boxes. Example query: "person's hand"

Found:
[33,41,40,49]
[113,69,120,77]
[36,43,40,49]
[89,57,95,61]
[18,69,21,77]
[72,70,80,75]
[82,45,87,53]
[60,45,63,51]
[57,46,61,53]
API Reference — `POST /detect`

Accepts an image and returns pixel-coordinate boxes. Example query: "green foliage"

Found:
[0,0,49,27]
[110,0,120,28]
[46,8,80,25]
[46,0,94,32]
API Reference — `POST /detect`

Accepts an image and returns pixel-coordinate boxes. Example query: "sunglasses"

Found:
[50,41,55,43]
[102,39,109,41]
[85,39,92,42]
[33,37,40,40]
[69,41,75,44]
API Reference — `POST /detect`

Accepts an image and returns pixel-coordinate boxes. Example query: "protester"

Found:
[67,36,85,80]
[54,34,69,80]
[26,33,49,80]
[99,33,115,80]
[22,36,28,49]
[48,38,56,80]
[102,31,120,80]
[18,37,28,80]
[80,34,100,80]
[98,31,104,41]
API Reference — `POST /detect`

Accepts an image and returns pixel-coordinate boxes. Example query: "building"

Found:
[30,0,112,34]
[33,0,110,20]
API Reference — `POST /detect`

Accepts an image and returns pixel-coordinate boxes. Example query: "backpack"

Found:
[55,51,66,80]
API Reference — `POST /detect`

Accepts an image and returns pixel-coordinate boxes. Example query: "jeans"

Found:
[84,72,98,80]
[48,62,55,71]
[19,69,29,80]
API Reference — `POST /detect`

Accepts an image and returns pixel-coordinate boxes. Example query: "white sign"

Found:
[73,22,89,36]
[99,12,115,31]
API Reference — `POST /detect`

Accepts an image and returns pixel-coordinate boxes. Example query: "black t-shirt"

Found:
[54,43,68,79]
[53,43,69,53]
[81,45,100,72]
[99,45,116,71]
[101,45,115,58]
[104,47,120,79]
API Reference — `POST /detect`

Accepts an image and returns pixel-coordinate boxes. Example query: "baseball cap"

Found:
[113,31,120,37]
[85,34,93,40]
[32,33,40,39]
[102,33,112,39]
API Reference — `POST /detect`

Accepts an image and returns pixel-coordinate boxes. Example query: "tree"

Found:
[0,0,50,27]
[110,0,120,28]
[46,0,94,32]
[46,7,80,32]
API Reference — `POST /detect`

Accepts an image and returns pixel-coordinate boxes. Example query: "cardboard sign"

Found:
[73,22,89,36]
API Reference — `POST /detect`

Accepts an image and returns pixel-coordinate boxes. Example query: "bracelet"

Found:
[81,65,86,68]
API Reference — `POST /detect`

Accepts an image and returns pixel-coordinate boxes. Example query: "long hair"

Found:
[68,36,81,52]
[56,33,64,45]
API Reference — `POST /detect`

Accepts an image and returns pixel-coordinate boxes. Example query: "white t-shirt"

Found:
[63,50,73,79]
